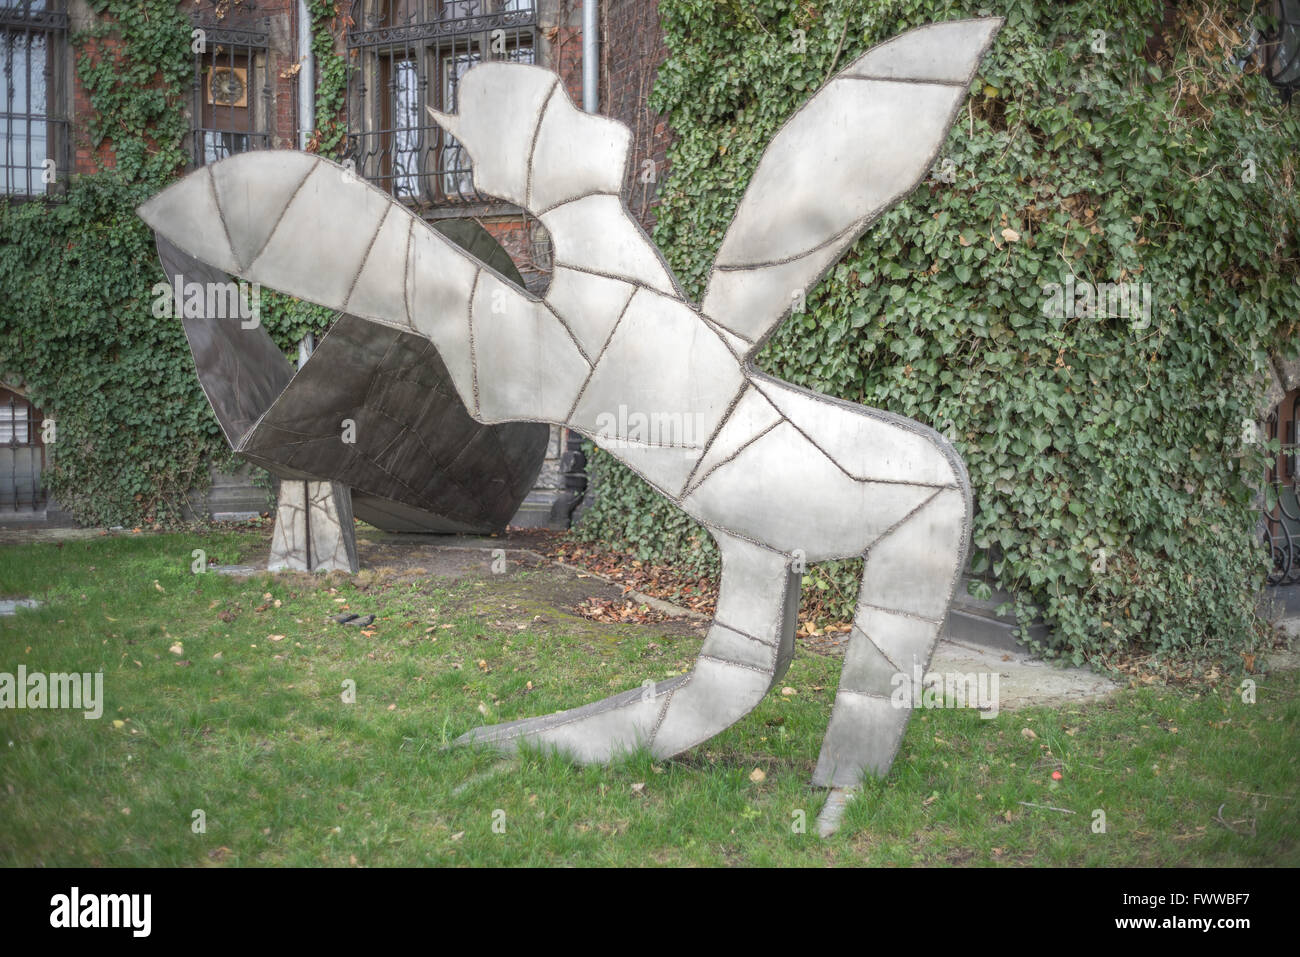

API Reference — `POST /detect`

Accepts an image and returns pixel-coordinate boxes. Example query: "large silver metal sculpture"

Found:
[140,19,1000,797]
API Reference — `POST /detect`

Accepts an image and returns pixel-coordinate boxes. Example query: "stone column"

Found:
[267,479,359,573]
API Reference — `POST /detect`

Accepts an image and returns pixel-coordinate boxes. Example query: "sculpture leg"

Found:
[268,479,359,574]
[456,530,800,762]
[812,486,970,788]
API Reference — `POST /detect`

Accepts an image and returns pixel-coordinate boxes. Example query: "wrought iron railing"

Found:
[345,0,537,207]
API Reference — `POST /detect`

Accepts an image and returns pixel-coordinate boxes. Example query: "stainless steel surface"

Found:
[141,19,1002,812]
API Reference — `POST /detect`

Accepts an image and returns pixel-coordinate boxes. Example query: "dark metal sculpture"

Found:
[153,221,549,571]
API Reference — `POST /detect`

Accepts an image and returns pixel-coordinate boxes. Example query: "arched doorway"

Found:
[0,386,46,516]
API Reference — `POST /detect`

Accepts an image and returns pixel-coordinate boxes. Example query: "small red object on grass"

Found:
[1051,771,1063,781]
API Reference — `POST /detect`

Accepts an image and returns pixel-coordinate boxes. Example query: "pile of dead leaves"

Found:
[539,535,855,635]
[545,540,719,617]
[575,596,673,624]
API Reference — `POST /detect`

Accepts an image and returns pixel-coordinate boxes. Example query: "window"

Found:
[1262,0,1300,102]
[190,17,272,166]
[1,0,68,198]
[0,397,29,444]
[347,0,537,206]
[0,387,44,512]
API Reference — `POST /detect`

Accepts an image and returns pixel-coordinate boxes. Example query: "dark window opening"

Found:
[0,387,45,512]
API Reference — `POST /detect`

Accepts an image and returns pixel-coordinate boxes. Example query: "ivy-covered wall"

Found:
[0,0,345,525]
[575,0,1300,667]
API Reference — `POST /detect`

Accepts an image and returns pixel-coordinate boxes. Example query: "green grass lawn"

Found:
[0,529,1295,866]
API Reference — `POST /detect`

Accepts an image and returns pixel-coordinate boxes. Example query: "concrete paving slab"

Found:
[930,638,1121,713]
[0,598,41,616]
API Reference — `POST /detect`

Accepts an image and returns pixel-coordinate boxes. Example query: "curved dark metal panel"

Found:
[238,312,547,531]
[156,234,294,447]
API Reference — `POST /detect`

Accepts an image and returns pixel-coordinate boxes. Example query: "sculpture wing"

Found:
[700,18,1002,353]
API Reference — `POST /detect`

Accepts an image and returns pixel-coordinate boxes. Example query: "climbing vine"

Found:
[575,0,1300,670]
[306,0,349,158]
[0,1,334,526]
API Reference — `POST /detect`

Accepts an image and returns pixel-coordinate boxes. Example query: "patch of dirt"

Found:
[536,536,719,617]
[327,530,706,645]
[355,537,544,582]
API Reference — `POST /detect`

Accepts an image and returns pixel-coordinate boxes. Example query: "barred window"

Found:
[190,16,272,167]
[1,0,68,199]
[0,386,44,512]
[347,0,537,207]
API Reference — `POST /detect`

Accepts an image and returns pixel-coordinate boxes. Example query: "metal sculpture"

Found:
[139,19,1001,796]
[152,221,550,573]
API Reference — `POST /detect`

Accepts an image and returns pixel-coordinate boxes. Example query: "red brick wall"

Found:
[71,28,119,174]
[71,0,302,175]
[552,23,585,107]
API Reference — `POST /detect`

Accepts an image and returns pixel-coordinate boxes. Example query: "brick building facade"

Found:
[1,0,675,528]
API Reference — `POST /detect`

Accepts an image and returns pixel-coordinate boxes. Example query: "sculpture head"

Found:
[427,62,631,211]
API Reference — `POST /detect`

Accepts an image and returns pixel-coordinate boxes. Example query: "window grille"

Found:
[1,0,69,199]
[346,1,537,208]
[0,389,44,512]
[190,11,273,167]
